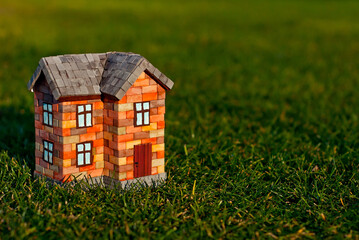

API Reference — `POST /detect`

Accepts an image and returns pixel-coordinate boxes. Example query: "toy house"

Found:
[27,52,174,188]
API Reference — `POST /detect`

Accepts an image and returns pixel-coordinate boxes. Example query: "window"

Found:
[77,104,92,128]
[76,142,92,167]
[134,102,150,127]
[43,140,54,164]
[43,103,53,126]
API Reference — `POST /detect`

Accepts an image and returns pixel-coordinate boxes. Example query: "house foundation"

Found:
[34,171,167,189]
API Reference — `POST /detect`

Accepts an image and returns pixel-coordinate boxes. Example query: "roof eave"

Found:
[27,63,43,91]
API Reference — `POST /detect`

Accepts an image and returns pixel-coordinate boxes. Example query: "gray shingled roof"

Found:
[27,52,174,100]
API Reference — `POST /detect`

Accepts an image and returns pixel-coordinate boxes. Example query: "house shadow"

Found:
[0,105,35,171]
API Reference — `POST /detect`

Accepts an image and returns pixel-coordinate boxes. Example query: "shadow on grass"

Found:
[0,105,34,170]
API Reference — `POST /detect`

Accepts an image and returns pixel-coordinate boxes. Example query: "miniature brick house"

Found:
[27,52,174,187]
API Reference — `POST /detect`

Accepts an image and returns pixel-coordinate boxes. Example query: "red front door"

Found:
[134,143,152,178]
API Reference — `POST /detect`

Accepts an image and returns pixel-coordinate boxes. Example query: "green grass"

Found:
[1,0,359,238]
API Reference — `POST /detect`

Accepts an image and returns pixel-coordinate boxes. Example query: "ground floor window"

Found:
[43,140,53,164]
[76,142,92,166]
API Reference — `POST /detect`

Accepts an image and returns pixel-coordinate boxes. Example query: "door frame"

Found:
[134,143,152,178]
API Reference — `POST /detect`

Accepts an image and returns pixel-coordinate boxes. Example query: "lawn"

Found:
[0,0,359,238]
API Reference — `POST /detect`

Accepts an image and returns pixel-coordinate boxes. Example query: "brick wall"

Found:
[33,76,105,182]
[58,99,104,181]
[103,72,166,181]
[33,76,63,180]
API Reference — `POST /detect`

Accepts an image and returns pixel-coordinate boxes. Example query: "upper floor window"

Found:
[134,102,150,127]
[43,103,53,127]
[43,140,53,164]
[77,104,92,128]
[77,142,92,166]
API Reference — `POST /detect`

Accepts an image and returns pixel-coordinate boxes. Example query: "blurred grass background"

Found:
[0,0,359,239]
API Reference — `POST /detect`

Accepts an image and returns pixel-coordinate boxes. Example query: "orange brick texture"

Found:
[33,77,64,181]
[103,72,166,181]
[33,72,166,183]
[58,99,104,181]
